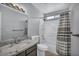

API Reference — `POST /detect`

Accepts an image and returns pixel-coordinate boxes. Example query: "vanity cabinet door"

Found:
[25,44,37,56]
[16,51,25,56]
[26,44,37,54]
[16,44,37,56]
[27,49,37,56]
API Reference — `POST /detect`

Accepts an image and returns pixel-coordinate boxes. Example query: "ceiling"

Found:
[32,3,70,14]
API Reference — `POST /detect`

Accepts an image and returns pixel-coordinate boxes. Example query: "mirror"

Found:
[0,4,28,47]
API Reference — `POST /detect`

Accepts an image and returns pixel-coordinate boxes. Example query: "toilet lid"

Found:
[37,44,48,50]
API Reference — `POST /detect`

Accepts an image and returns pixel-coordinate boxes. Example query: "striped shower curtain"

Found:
[56,11,71,56]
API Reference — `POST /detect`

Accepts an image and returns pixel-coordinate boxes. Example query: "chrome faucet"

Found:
[12,36,19,44]
[14,39,19,44]
[10,42,14,47]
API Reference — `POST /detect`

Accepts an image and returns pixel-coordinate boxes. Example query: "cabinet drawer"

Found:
[26,44,37,54]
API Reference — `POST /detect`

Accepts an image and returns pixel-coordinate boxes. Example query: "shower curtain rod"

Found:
[29,9,71,19]
[29,17,44,19]
[44,8,71,17]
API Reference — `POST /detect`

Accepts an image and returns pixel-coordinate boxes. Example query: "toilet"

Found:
[37,44,48,56]
[31,36,48,56]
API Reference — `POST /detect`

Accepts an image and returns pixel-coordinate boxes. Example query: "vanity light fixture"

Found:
[1,3,25,13]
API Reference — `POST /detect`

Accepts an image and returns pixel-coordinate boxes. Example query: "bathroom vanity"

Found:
[0,40,38,56]
[16,44,37,56]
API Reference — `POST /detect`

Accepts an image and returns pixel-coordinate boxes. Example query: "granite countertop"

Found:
[0,40,38,56]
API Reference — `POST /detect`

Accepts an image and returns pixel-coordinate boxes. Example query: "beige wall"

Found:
[71,3,79,56]
[20,3,43,38]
